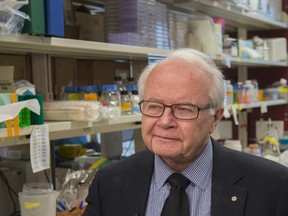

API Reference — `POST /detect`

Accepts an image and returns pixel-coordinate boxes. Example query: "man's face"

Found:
[141,60,222,171]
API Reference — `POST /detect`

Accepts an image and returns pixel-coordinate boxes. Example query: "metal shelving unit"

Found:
[0,115,142,147]
[175,0,287,30]
[0,34,286,66]
[239,99,288,110]
[0,34,170,60]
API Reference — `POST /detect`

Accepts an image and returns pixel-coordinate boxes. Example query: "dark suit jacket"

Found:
[83,139,288,216]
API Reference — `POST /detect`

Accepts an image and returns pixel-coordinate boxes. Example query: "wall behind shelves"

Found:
[0,54,32,81]
[247,29,288,134]
[219,27,288,142]
[52,57,146,100]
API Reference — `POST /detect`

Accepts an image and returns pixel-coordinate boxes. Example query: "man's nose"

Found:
[157,107,177,126]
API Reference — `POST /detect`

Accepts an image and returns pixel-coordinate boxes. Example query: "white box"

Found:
[264,38,287,61]
[269,0,282,21]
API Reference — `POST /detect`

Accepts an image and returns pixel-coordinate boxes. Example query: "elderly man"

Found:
[83,49,288,216]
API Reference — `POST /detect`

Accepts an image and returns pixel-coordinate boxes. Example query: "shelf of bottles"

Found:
[0,114,142,147]
[175,0,287,30]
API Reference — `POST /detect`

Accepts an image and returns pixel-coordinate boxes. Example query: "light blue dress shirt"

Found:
[145,138,213,216]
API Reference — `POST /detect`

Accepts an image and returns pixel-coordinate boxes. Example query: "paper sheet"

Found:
[30,124,50,173]
[0,99,40,122]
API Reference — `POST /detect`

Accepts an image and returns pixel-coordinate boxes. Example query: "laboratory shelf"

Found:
[0,114,142,147]
[0,34,287,68]
[175,0,287,30]
[212,54,288,68]
[0,34,170,60]
[239,99,288,109]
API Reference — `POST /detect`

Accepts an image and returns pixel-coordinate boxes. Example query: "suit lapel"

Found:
[211,140,247,216]
[126,150,154,216]
[212,179,247,216]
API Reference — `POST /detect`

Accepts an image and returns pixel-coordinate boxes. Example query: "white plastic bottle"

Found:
[62,86,80,100]
[99,85,109,106]
[263,41,269,61]
[114,76,125,92]
[251,79,259,102]
[224,80,233,107]
[244,80,255,104]
[106,84,121,117]
[131,85,141,114]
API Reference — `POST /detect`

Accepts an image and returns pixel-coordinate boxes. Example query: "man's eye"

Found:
[148,104,162,110]
[176,105,194,113]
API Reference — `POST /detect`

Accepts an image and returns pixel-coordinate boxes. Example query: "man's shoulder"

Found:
[99,150,154,175]
[213,140,288,176]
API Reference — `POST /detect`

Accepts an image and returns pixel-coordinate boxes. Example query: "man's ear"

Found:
[209,107,224,134]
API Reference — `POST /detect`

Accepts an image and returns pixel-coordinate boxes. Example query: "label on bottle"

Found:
[68,93,80,100]
[84,93,98,100]
[121,102,132,111]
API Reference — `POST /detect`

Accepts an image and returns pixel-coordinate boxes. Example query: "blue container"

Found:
[44,0,64,37]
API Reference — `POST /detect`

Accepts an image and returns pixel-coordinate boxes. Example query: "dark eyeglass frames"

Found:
[138,100,214,120]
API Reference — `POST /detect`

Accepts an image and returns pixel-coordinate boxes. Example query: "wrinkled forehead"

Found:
[148,60,211,85]
[144,61,212,103]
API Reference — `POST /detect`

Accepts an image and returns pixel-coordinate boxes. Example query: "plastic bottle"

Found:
[114,76,125,92]
[99,85,109,106]
[243,80,255,104]
[78,85,85,100]
[18,95,31,128]
[62,86,80,100]
[106,84,121,117]
[233,83,239,104]
[224,80,233,106]
[131,85,141,114]
[83,85,98,101]
[236,82,244,104]
[121,90,132,115]
[263,41,269,61]
[251,79,259,102]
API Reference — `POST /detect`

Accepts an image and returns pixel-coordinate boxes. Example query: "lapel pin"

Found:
[231,196,237,202]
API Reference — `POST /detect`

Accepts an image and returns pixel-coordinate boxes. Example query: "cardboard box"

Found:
[75,12,105,42]
[65,25,79,39]
[264,37,287,61]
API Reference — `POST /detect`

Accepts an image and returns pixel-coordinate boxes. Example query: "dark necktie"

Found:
[161,173,191,216]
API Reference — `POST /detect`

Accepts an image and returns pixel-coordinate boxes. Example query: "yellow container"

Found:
[58,145,86,158]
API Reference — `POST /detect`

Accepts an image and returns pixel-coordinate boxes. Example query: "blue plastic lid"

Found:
[93,85,99,92]
[106,84,118,91]
[65,86,78,93]
[78,86,86,92]
[84,86,94,93]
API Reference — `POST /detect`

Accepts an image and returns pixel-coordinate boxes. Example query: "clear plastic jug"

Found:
[19,183,59,216]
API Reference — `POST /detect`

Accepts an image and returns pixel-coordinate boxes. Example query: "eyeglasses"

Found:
[139,100,213,120]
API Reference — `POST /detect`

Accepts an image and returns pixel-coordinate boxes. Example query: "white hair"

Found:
[137,48,225,109]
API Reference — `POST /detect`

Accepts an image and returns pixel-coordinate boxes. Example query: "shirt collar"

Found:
[154,138,213,191]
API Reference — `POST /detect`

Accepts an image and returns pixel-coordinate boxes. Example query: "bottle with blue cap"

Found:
[101,84,121,118]
[62,86,80,100]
